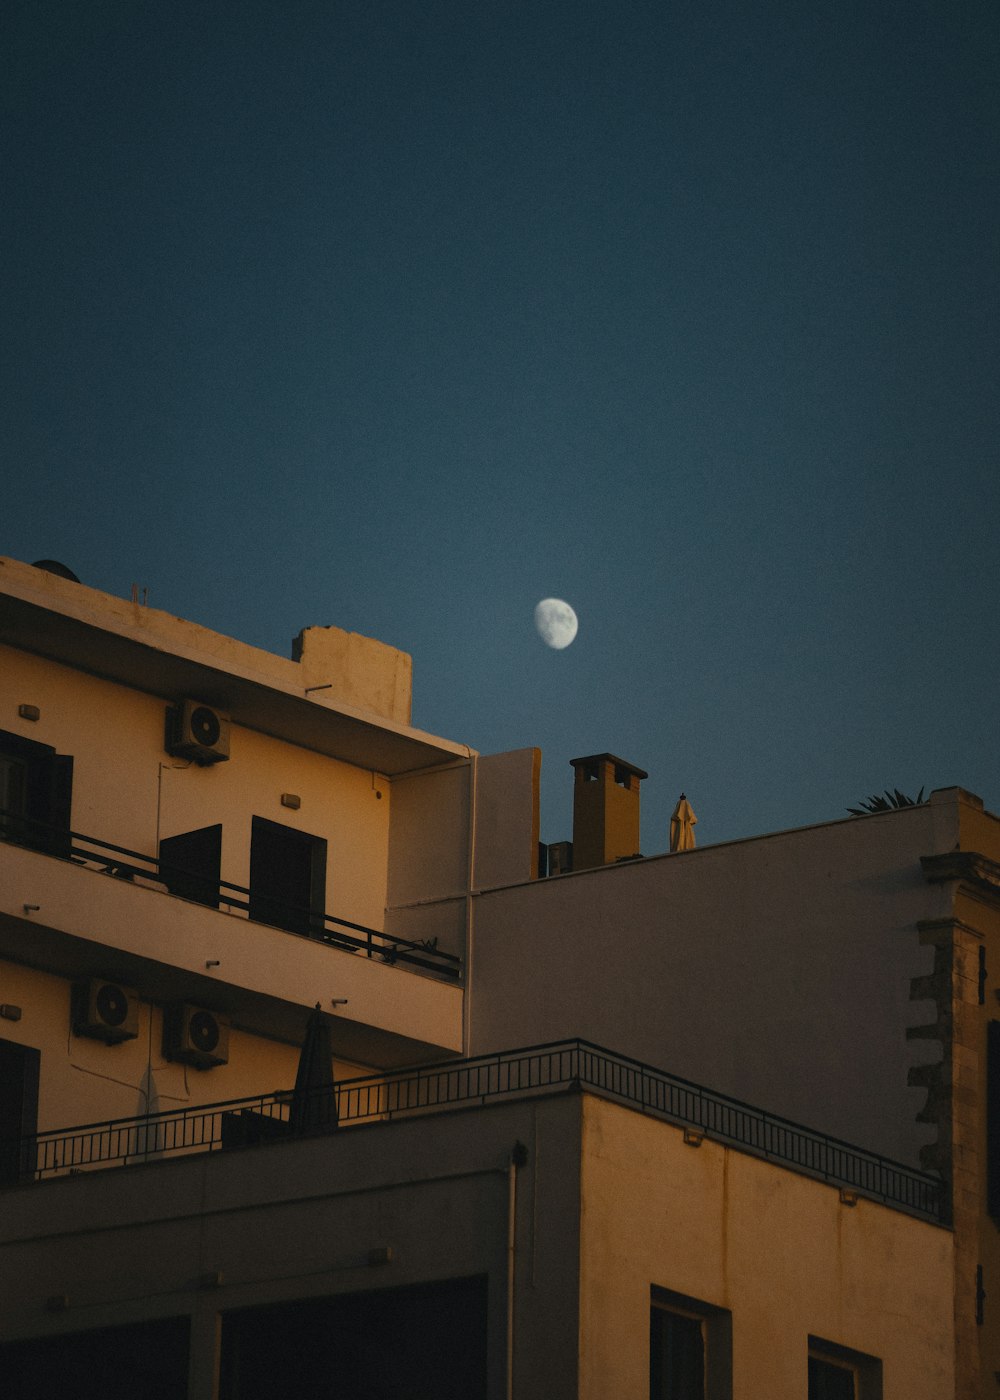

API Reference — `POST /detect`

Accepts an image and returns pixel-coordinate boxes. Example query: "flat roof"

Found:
[0,557,472,776]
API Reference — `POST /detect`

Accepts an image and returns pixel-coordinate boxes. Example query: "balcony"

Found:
[0,809,458,978]
[2,1039,945,1224]
[0,812,464,1063]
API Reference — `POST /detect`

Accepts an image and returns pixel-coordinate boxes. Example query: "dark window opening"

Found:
[0,755,27,839]
[650,1287,732,1400]
[159,824,223,908]
[0,729,73,857]
[988,1020,1000,1219]
[249,816,327,936]
[808,1338,882,1400]
[651,1308,704,1399]
[0,1038,40,1185]
[220,1276,487,1400]
[0,1316,189,1400]
[809,1356,856,1400]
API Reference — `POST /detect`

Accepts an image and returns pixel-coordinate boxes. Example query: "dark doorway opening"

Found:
[0,1315,190,1400]
[249,816,327,936]
[220,1275,488,1400]
[159,824,223,908]
[0,1038,40,1185]
[0,729,73,857]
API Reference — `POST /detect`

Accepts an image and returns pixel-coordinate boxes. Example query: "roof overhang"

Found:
[0,562,471,777]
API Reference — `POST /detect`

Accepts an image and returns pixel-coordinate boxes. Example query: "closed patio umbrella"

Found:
[669,794,697,852]
[289,1002,339,1135]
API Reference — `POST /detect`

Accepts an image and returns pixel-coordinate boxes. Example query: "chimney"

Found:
[570,753,647,871]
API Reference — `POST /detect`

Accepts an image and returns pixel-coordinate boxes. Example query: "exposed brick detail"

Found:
[911,915,986,1398]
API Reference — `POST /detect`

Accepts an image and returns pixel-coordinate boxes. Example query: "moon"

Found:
[534,598,578,650]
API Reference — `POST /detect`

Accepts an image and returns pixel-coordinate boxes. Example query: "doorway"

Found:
[249,816,327,936]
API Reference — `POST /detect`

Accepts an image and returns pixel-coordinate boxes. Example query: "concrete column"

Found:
[187,1305,221,1400]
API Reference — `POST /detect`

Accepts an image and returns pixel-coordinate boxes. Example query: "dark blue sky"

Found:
[3,0,998,848]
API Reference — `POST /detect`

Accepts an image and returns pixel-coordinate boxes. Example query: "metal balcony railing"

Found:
[1,1040,945,1224]
[0,807,460,979]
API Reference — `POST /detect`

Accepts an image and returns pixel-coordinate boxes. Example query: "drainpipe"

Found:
[463,748,478,1056]
[507,1142,528,1400]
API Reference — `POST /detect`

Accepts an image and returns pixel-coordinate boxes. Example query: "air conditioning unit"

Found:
[164,1004,230,1069]
[165,700,231,765]
[72,979,139,1044]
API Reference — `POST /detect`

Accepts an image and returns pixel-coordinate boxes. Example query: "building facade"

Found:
[0,554,995,1397]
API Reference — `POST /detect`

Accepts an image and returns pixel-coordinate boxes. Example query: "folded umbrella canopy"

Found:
[669,794,697,853]
[290,1002,339,1135]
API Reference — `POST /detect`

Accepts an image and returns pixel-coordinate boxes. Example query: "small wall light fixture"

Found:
[330,998,349,1009]
[683,1127,704,1148]
[22,904,40,915]
[0,1004,22,1022]
[46,1295,70,1313]
[839,1188,859,1207]
[368,1246,392,1267]
[205,960,220,969]
[18,704,40,722]
[281,793,301,810]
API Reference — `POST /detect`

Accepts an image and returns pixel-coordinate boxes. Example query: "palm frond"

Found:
[847,788,927,817]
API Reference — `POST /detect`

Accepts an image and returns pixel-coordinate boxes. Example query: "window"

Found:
[808,1338,882,1400]
[650,1288,731,1400]
[249,816,327,936]
[0,729,73,856]
[159,824,222,908]
[809,1356,856,1400]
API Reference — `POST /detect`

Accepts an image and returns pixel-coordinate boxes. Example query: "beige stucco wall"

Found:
[0,960,371,1136]
[473,749,541,890]
[0,555,413,726]
[0,1092,585,1400]
[0,620,467,1107]
[0,840,464,1077]
[0,1088,954,1398]
[385,748,543,956]
[292,624,412,724]
[2,643,393,933]
[578,1095,955,1399]
[470,798,969,1166]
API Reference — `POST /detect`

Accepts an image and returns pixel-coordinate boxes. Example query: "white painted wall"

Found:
[470,798,966,1166]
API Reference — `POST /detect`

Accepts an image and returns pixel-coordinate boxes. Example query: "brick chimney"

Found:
[570,753,647,871]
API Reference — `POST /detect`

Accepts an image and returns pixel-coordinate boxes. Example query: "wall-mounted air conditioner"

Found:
[165,701,231,765]
[164,1004,230,1069]
[72,979,139,1044]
